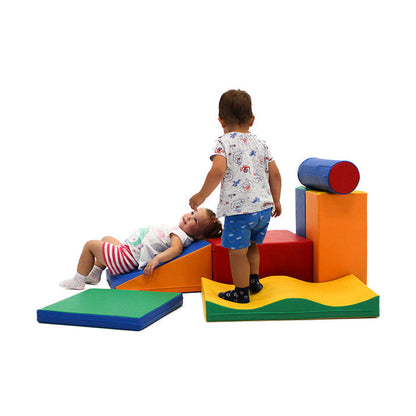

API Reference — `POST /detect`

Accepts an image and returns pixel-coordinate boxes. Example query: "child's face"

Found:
[179,209,210,239]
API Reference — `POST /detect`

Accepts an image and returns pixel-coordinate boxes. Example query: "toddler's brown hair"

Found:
[218,89,253,125]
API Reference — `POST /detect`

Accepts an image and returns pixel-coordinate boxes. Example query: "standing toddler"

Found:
[189,89,282,303]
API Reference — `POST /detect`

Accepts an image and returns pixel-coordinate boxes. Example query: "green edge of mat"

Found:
[205,296,380,322]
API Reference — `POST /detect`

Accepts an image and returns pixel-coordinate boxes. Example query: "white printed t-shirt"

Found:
[124,225,194,270]
[211,132,274,217]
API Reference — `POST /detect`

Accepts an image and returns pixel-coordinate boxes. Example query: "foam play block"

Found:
[208,230,313,284]
[306,190,367,283]
[107,239,212,292]
[298,157,360,194]
[296,186,307,237]
[37,289,183,331]
[201,275,379,322]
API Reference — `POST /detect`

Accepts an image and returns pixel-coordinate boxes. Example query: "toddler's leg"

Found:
[85,236,122,284]
[247,242,263,294]
[228,247,250,287]
[60,239,108,290]
[218,247,250,303]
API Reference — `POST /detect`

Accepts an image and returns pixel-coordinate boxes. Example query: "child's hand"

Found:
[144,258,159,277]
[189,193,206,210]
[272,202,282,217]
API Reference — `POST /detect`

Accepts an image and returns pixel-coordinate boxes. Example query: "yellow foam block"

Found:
[201,275,379,321]
[306,190,367,283]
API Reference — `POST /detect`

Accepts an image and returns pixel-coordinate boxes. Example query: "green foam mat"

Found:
[37,289,183,331]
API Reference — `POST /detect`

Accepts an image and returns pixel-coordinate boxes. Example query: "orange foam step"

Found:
[107,240,212,292]
[306,190,367,283]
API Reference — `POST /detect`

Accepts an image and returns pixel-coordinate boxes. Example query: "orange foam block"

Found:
[107,240,212,292]
[306,190,367,283]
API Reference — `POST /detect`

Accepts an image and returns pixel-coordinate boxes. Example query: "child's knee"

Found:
[84,240,101,253]
[101,236,121,245]
[229,247,248,259]
[84,240,94,250]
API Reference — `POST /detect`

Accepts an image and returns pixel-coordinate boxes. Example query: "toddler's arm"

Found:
[189,155,227,209]
[143,234,184,276]
[269,161,282,217]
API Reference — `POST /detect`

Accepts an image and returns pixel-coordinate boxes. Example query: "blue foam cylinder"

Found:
[297,157,360,194]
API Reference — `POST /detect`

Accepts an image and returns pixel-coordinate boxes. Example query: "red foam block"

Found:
[208,230,313,284]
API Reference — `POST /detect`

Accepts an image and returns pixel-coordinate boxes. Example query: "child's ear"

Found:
[249,115,255,126]
[218,117,226,128]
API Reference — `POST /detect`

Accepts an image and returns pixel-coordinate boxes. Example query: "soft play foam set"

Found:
[38,157,378,330]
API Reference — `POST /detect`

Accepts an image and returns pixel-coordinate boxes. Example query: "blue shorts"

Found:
[222,208,272,250]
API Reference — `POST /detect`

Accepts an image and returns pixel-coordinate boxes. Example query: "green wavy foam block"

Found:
[201,275,379,322]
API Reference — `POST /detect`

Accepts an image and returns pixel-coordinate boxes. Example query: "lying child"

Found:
[60,208,222,290]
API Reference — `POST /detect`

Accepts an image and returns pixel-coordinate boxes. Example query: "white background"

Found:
[1,1,415,415]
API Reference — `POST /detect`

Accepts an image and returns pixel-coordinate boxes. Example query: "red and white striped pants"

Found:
[102,242,138,276]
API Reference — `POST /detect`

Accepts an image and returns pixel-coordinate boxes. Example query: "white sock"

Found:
[85,265,104,284]
[59,272,86,290]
